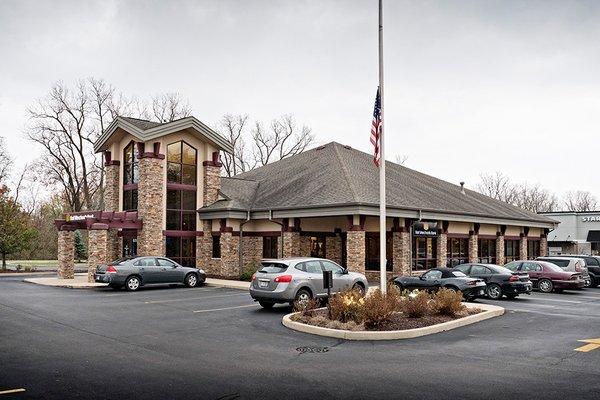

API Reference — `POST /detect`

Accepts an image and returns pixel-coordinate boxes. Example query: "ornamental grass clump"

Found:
[398,289,431,318]
[431,288,465,317]
[328,288,365,323]
[293,297,321,317]
[362,285,401,328]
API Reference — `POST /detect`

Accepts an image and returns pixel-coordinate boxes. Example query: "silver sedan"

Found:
[249,257,369,308]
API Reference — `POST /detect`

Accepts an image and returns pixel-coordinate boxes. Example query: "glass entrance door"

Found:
[122,229,138,257]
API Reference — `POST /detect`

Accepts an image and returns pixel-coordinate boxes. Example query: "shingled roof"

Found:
[199,142,555,226]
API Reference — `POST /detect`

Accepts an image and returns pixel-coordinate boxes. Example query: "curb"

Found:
[204,279,250,291]
[282,303,505,341]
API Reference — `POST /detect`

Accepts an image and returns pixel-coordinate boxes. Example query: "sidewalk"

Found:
[23,273,251,290]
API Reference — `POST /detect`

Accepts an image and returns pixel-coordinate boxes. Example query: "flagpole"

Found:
[378,0,387,294]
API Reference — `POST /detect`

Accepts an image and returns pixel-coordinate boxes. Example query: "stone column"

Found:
[203,165,221,206]
[540,235,548,257]
[137,156,165,257]
[346,230,365,274]
[299,235,311,257]
[283,231,300,258]
[104,161,121,262]
[436,233,447,267]
[468,232,478,263]
[326,236,343,265]
[88,224,109,283]
[392,230,411,276]
[57,228,75,279]
[220,231,239,278]
[242,236,263,270]
[496,234,505,265]
[520,234,528,260]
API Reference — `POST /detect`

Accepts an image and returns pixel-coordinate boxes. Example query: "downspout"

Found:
[269,210,285,258]
[239,210,251,271]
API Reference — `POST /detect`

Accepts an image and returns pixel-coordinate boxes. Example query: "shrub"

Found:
[431,288,465,316]
[293,297,321,317]
[362,286,400,328]
[239,262,259,282]
[398,290,431,318]
[328,288,365,323]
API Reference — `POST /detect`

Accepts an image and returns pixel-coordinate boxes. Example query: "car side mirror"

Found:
[341,268,349,274]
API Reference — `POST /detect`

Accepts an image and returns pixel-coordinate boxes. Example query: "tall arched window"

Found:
[165,141,197,267]
[123,142,139,211]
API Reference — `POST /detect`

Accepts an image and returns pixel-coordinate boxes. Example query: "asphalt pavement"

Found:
[1,274,599,399]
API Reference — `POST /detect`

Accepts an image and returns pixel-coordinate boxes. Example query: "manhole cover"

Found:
[296,346,329,354]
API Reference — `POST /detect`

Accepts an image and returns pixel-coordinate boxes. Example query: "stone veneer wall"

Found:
[468,233,478,263]
[496,235,505,265]
[57,229,75,279]
[242,236,263,271]
[346,230,365,274]
[137,157,164,256]
[197,164,222,275]
[104,163,121,262]
[540,236,548,257]
[299,236,311,257]
[520,235,528,260]
[283,231,300,258]
[203,166,221,206]
[325,236,343,265]
[87,227,108,283]
[220,232,239,278]
[392,231,410,276]
[436,233,447,267]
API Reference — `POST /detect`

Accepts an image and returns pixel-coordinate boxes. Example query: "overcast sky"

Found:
[1,0,599,200]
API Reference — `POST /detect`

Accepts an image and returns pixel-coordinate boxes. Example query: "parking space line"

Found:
[192,304,257,313]
[0,388,25,395]
[523,298,582,304]
[144,292,247,304]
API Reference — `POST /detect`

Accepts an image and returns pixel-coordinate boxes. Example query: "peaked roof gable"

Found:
[94,116,233,154]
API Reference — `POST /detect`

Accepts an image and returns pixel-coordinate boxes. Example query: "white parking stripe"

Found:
[144,292,247,304]
[192,304,257,313]
[522,298,583,304]
[511,309,600,319]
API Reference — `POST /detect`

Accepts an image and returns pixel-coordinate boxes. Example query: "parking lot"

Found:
[1,274,600,399]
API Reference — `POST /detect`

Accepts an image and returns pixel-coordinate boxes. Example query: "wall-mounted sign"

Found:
[65,213,94,222]
[582,216,600,222]
[413,222,438,237]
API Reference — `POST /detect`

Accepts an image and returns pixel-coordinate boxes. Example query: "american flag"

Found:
[370,87,382,167]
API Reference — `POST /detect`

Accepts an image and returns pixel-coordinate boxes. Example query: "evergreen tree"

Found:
[74,230,87,262]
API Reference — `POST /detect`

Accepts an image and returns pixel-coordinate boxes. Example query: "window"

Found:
[302,260,322,274]
[263,236,279,258]
[321,261,343,273]
[521,262,540,272]
[365,233,393,271]
[478,239,496,264]
[412,237,437,270]
[505,240,520,262]
[454,264,471,274]
[123,142,139,184]
[134,258,157,267]
[527,241,541,259]
[471,265,491,275]
[504,261,521,271]
[259,262,288,273]
[212,235,221,258]
[167,141,197,185]
[447,238,468,267]
[157,258,176,267]
[451,271,467,277]
[165,236,196,267]
[123,188,138,211]
[310,235,326,258]
[166,189,196,231]
[423,270,442,280]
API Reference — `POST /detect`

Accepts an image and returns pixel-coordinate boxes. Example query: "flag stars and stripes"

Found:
[371,87,382,167]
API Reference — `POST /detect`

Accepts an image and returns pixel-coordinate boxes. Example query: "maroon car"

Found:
[504,260,585,293]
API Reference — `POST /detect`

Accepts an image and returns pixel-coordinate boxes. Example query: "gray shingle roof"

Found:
[202,142,554,224]
[120,117,164,131]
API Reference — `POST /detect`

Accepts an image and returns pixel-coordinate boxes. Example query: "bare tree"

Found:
[394,154,408,166]
[151,93,192,123]
[476,172,518,204]
[0,137,12,184]
[218,114,253,176]
[563,190,598,212]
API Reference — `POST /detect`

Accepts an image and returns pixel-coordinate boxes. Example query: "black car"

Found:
[455,263,532,300]
[391,268,487,301]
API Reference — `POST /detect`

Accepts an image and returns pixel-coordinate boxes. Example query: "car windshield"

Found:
[258,262,288,273]
[452,271,467,277]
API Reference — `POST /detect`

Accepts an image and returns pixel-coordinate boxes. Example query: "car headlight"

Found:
[198,269,205,274]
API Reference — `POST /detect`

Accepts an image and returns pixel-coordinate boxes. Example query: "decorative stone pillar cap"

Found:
[90,223,109,230]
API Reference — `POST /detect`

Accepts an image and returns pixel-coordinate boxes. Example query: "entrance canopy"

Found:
[54,211,142,231]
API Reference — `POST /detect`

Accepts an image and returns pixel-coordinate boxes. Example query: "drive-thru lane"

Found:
[1,275,599,399]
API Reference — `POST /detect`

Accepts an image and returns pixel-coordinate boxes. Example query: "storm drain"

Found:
[296,346,329,354]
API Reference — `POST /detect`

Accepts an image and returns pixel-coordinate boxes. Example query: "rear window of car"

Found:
[259,262,288,273]
[452,271,467,277]
[542,259,569,268]
[111,258,133,265]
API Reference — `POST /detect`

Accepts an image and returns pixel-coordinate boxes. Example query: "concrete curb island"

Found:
[282,303,505,340]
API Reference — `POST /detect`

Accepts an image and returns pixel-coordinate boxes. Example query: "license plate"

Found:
[259,280,268,288]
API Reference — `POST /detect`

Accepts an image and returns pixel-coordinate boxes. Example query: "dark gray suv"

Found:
[94,257,206,291]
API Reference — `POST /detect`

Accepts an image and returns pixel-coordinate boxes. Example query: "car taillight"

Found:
[509,275,519,282]
[251,273,256,281]
[575,265,581,272]
[467,280,477,286]
[274,275,292,283]
[106,266,117,273]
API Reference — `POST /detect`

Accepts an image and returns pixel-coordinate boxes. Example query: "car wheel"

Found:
[538,278,553,293]
[294,288,312,305]
[184,273,198,288]
[258,301,275,309]
[125,276,141,292]
[352,283,366,295]
[486,283,502,300]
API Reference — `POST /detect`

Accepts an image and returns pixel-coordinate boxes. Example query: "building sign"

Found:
[582,216,600,222]
[65,213,94,222]
[413,222,438,237]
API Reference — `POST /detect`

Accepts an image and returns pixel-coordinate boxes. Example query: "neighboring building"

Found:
[54,116,557,281]
[539,211,600,256]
